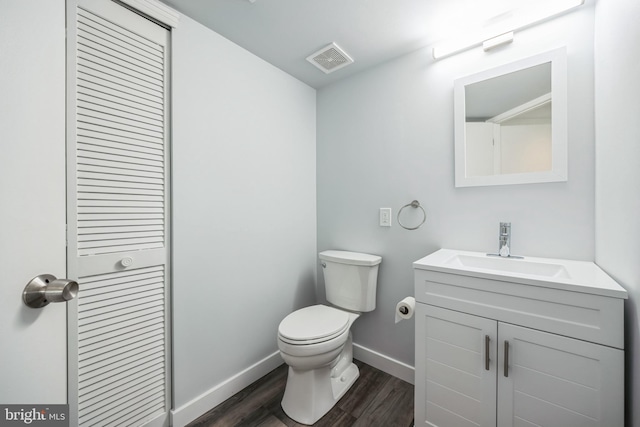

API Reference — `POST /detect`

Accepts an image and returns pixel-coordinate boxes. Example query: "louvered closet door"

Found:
[67,1,170,426]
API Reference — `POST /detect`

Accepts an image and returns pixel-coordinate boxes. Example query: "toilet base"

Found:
[331,362,359,401]
[281,362,359,425]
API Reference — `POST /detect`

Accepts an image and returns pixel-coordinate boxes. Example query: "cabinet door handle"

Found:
[504,340,510,377]
[485,335,490,371]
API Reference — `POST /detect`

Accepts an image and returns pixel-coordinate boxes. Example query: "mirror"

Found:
[454,48,567,187]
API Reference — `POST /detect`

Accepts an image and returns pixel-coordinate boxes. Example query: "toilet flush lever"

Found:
[23,274,79,309]
[321,262,326,268]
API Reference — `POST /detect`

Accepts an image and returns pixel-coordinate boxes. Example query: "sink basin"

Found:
[444,253,570,279]
[414,249,627,298]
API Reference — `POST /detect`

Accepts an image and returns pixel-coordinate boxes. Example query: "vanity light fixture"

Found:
[483,32,514,52]
[432,0,584,60]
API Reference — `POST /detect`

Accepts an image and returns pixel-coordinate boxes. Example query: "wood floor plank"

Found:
[311,405,357,427]
[337,360,392,418]
[235,406,287,427]
[255,417,289,427]
[187,360,414,427]
[350,376,414,427]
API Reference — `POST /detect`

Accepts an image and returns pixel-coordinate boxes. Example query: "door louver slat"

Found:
[77,159,163,175]
[77,92,163,120]
[78,103,164,132]
[78,52,163,93]
[78,148,163,166]
[80,375,164,417]
[77,100,163,128]
[79,132,164,153]
[78,80,163,112]
[80,317,164,350]
[78,9,163,56]
[78,65,163,102]
[79,353,163,391]
[78,45,163,87]
[78,303,164,331]
[78,192,164,201]
[79,73,163,106]
[78,265,165,426]
[79,390,164,427]
[79,344,163,382]
[76,56,165,257]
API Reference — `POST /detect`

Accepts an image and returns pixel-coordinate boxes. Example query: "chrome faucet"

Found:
[487,222,523,259]
[499,222,511,257]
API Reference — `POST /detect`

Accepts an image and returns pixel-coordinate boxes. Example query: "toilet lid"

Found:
[279,305,349,343]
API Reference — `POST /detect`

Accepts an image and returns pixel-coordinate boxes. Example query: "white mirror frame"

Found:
[454,47,568,187]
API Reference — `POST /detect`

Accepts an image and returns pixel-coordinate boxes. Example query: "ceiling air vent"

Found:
[306,42,354,74]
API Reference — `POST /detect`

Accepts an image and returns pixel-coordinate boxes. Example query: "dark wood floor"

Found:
[186,359,414,427]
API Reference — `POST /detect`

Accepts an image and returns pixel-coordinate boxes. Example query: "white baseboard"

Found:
[353,343,415,385]
[170,351,284,427]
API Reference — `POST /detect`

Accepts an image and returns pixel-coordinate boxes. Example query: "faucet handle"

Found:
[488,222,523,259]
[500,222,511,235]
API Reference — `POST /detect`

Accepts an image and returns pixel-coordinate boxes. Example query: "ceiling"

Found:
[160,0,561,89]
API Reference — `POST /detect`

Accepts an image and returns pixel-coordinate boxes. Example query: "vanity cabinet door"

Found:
[415,304,497,427]
[497,323,624,427]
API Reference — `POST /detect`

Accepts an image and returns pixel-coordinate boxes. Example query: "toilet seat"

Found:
[278,305,349,345]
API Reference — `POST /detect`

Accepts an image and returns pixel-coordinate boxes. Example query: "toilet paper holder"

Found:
[23,274,79,309]
[395,296,416,323]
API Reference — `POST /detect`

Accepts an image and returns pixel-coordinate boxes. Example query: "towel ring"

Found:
[398,200,426,230]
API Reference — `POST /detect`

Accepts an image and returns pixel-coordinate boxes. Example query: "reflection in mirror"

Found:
[454,48,567,187]
[465,63,551,176]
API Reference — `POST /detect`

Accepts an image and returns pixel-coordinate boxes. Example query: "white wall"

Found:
[317,7,596,367]
[170,14,317,422]
[0,0,67,403]
[594,0,640,425]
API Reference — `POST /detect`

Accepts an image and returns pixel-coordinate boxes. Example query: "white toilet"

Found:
[277,250,382,425]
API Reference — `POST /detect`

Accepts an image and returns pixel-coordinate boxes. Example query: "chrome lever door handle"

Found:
[23,274,79,309]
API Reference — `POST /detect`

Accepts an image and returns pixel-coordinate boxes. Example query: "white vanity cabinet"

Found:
[413,249,627,427]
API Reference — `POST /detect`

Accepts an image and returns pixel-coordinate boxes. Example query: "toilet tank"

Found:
[319,250,382,312]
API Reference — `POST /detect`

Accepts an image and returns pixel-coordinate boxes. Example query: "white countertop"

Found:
[414,248,628,299]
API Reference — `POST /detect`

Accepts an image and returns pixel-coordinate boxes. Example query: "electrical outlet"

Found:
[379,208,392,227]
